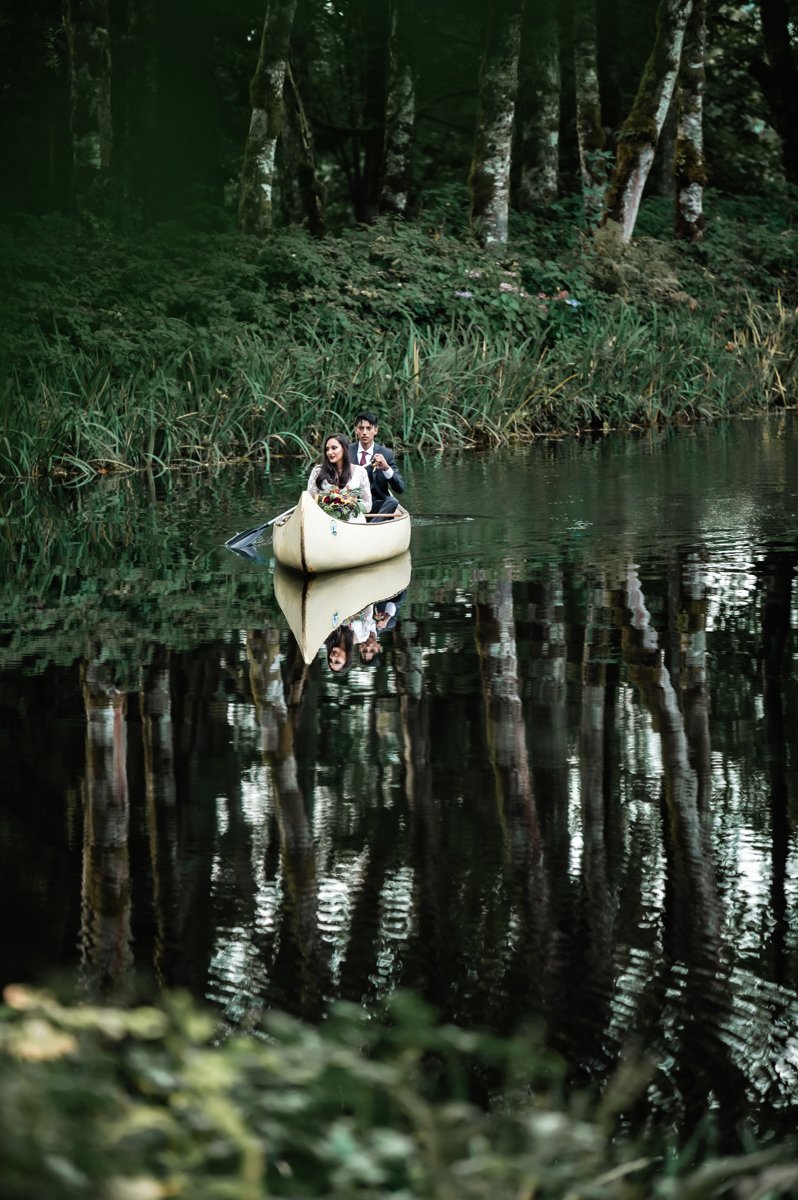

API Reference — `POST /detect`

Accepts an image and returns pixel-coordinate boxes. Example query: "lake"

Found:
[2,413,797,1142]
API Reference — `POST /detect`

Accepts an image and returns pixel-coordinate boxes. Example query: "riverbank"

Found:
[1,190,795,480]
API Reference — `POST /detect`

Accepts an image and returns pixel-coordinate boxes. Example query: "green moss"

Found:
[674,137,708,187]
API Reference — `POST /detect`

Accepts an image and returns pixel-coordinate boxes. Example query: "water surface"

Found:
[2,414,797,1140]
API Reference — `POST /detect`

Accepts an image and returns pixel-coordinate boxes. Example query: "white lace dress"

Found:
[306,464,371,522]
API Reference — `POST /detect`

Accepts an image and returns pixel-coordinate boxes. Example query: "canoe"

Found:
[272,489,411,574]
[273,552,412,664]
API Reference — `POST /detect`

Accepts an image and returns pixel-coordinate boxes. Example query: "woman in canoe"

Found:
[307,432,371,523]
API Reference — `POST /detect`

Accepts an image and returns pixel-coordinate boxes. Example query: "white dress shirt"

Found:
[356,443,394,479]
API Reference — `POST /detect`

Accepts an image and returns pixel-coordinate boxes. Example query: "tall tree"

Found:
[749,0,798,184]
[470,0,525,244]
[573,0,607,224]
[63,0,112,211]
[380,0,415,215]
[239,0,298,235]
[283,63,326,234]
[515,0,560,207]
[674,0,706,241]
[602,0,693,242]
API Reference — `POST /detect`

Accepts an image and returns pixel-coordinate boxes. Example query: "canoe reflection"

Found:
[273,552,412,665]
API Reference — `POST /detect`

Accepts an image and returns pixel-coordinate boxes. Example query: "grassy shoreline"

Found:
[2,194,796,481]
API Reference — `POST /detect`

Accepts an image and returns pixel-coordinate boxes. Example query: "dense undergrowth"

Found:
[2,985,797,1200]
[1,189,796,479]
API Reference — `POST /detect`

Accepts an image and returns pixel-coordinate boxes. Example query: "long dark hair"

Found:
[316,432,353,489]
[324,624,354,674]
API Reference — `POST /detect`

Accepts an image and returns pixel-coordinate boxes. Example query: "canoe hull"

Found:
[272,490,411,574]
[274,553,412,663]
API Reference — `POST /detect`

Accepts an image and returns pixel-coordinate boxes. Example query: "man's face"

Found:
[355,419,377,449]
[358,633,380,662]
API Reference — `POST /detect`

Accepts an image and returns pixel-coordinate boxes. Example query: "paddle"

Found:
[224,506,295,553]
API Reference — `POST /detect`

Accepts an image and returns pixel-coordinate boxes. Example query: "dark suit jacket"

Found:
[349,442,406,512]
[374,588,408,632]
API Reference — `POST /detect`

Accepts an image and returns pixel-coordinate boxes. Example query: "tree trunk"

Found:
[515,0,560,207]
[380,0,415,216]
[354,5,389,224]
[470,0,525,245]
[239,0,298,236]
[602,0,693,243]
[652,93,678,196]
[573,0,607,225]
[674,0,706,241]
[80,653,132,999]
[140,647,179,988]
[749,0,798,185]
[475,582,549,994]
[284,64,326,235]
[63,0,112,211]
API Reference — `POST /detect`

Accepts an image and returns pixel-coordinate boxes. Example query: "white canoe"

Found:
[272,489,411,574]
[274,552,412,663]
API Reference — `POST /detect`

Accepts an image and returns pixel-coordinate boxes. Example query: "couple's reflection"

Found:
[274,553,411,673]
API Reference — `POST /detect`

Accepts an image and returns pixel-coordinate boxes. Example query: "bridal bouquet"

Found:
[316,487,366,522]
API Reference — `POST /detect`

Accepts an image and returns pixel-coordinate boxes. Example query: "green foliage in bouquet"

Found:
[316,486,366,521]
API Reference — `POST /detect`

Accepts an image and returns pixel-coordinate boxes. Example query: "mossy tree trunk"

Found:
[573,0,606,225]
[380,0,415,217]
[470,0,525,245]
[515,0,560,208]
[602,0,693,243]
[238,0,298,236]
[63,0,112,213]
[749,0,798,185]
[674,0,706,242]
[283,64,325,235]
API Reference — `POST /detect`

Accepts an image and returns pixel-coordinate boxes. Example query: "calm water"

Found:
[2,415,798,1140]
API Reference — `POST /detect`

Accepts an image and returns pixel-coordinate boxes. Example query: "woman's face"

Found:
[325,438,345,468]
[328,645,348,671]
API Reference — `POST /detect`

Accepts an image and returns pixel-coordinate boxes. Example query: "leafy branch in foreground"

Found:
[1,985,796,1200]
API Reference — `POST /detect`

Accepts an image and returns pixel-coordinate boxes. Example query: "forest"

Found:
[3,5,798,1197]
[0,0,796,478]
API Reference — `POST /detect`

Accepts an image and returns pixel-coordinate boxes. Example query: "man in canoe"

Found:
[349,411,406,520]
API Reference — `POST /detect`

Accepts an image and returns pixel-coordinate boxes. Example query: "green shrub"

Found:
[2,986,797,1200]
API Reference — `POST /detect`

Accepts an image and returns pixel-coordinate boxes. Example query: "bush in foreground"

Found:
[1,985,797,1199]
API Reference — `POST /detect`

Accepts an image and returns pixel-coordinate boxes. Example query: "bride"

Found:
[306,432,371,523]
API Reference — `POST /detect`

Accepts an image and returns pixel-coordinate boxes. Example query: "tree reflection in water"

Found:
[2,434,798,1145]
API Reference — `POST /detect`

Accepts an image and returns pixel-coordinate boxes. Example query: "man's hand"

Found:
[372,452,389,471]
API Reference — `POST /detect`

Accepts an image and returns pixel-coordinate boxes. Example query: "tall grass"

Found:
[2,301,793,481]
[2,200,795,481]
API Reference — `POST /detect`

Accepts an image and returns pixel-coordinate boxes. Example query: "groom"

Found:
[349,411,406,518]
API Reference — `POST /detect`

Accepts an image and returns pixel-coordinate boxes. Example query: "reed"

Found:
[1,280,793,479]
